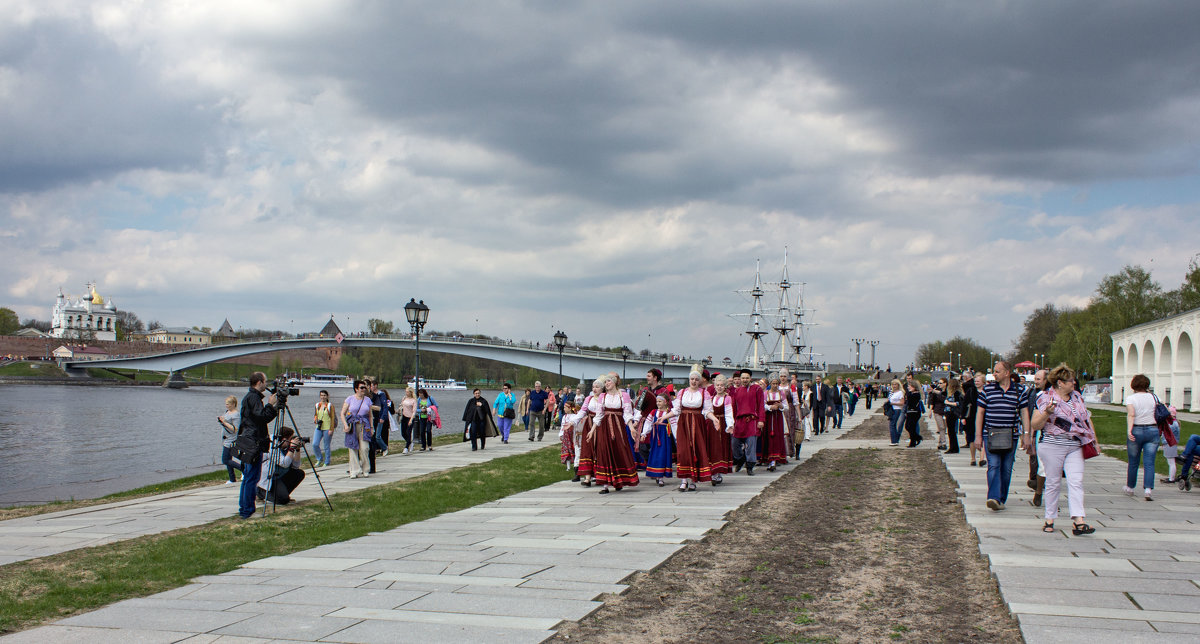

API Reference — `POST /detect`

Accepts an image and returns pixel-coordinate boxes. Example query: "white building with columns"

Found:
[50,283,117,342]
[1110,308,1199,410]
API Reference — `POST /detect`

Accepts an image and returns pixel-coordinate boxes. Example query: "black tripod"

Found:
[260,399,334,515]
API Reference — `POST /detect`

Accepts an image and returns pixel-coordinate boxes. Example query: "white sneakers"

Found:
[1122,486,1135,496]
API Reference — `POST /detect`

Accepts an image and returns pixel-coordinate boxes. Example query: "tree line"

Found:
[917,258,1200,379]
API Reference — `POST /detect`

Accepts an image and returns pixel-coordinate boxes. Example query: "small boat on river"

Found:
[403,377,467,390]
[288,374,355,388]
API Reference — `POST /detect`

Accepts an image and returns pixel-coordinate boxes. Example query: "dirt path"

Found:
[552,416,1020,643]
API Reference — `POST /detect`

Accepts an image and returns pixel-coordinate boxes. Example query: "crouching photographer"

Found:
[257,427,307,505]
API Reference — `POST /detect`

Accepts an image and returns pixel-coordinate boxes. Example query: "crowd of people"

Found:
[227,362,1196,535]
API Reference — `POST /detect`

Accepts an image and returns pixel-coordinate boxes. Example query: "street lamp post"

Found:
[404,298,430,393]
[553,330,568,389]
[620,345,631,382]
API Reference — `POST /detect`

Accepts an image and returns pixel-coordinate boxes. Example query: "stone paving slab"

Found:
[937,417,1200,644]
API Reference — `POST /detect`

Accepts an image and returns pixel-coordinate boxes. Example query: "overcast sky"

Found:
[3,1,1199,369]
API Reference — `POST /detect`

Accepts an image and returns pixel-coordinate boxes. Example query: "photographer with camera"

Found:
[256,426,307,505]
[236,372,279,519]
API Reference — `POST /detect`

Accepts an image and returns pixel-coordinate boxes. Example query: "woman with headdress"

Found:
[640,394,676,486]
[575,377,604,485]
[707,374,735,483]
[589,373,640,493]
[669,367,715,490]
[759,372,790,471]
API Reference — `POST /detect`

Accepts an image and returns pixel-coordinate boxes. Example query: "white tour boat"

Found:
[290,374,356,388]
[404,377,467,390]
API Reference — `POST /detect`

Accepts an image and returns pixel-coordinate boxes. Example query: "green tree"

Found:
[367,318,395,335]
[0,307,19,335]
[270,354,284,377]
[1166,254,1200,314]
[1049,306,1109,379]
[1009,304,1060,363]
[915,336,996,372]
[338,352,364,377]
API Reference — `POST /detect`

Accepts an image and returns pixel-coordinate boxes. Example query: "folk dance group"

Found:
[555,367,803,494]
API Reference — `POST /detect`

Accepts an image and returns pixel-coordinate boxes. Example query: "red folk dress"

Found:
[709,393,735,474]
[672,388,714,482]
[591,392,640,489]
[576,394,598,477]
[761,388,790,464]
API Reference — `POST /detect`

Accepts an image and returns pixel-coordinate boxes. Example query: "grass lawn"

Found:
[0,444,568,635]
[0,362,66,377]
[1089,407,1195,476]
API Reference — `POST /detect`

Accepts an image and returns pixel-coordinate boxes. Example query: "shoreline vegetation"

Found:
[0,444,570,635]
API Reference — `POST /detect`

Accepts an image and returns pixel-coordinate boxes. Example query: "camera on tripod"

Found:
[267,376,300,408]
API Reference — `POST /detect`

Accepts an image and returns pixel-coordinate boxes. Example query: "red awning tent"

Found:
[1013,360,1038,369]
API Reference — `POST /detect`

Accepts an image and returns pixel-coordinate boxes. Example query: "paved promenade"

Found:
[941,437,1200,642]
[1,414,870,643]
[0,439,548,565]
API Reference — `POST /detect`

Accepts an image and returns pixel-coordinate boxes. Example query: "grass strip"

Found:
[0,445,568,634]
[0,433,466,520]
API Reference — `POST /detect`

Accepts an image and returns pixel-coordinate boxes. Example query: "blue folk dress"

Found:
[643,410,674,479]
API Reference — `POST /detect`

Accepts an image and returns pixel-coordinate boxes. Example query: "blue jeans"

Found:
[985,436,1016,504]
[1179,434,1200,473]
[888,410,903,444]
[239,457,263,518]
[221,446,237,482]
[848,397,857,415]
[1127,424,1160,490]
[312,428,331,465]
[834,402,844,428]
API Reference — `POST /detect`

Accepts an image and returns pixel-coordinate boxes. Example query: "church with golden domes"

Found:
[50,282,117,342]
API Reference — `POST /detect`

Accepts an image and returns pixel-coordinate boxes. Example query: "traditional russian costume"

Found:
[760,388,790,466]
[673,388,714,483]
[576,394,599,478]
[641,409,675,480]
[709,392,734,474]
[591,391,640,489]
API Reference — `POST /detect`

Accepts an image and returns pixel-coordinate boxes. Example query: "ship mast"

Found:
[730,259,771,368]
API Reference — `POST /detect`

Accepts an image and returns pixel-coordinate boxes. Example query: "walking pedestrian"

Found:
[942,378,962,455]
[590,375,639,494]
[518,388,531,433]
[709,374,735,481]
[640,395,675,486]
[963,373,983,466]
[399,387,416,454]
[1124,374,1161,501]
[759,372,789,471]
[461,388,493,451]
[341,380,373,479]
[311,390,335,467]
[218,395,240,483]
[729,370,765,475]
[527,381,550,441]
[493,383,516,444]
[576,378,604,485]
[904,380,924,447]
[416,388,434,451]
[886,379,904,446]
[974,361,1032,511]
[929,378,948,449]
[1031,362,1096,534]
[670,369,715,489]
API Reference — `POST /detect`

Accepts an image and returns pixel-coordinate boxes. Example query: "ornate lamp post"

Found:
[553,330,568,389]
[620,345,631,382]
[404,299,430,391]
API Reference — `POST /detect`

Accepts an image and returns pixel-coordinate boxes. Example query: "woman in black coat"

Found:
[962,374,983,466]
[462,388,495,451]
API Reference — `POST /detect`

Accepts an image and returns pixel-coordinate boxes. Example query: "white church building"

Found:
[50,282,118,342]
[1110,307,1199,411]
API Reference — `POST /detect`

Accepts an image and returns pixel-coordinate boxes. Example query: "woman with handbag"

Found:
[340,380,373,478]
[1030,363,1097,534]
[494,383,517,444]
[1124,374,1161,501]
[943,378,963,455]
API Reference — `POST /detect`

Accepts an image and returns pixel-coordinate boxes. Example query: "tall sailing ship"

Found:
[729,250,823,378]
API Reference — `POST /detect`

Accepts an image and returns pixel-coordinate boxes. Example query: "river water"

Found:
[0,384,500,506]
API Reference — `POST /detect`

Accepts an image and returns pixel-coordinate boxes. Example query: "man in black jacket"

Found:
[238,371,278,519]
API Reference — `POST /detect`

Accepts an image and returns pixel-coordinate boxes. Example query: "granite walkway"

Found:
[941,434,1200,643]
[0,438,549,565]
[1,413,871,643]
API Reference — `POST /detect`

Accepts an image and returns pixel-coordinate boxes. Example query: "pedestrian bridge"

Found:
[63,335,724,386]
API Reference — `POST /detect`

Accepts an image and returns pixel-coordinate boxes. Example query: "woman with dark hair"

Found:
[340,380,373,478]
[943,378,963,455]
[462,388,495,451]
[416,388,434,451]
[1124,373,1160,500]
[1031,363,1097,534]
[904,380,923,448]
[963,374,983,466]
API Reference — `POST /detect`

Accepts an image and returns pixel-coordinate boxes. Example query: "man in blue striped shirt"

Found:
[973,361,1032,511]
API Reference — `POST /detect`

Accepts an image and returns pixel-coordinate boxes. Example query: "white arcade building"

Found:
[50,282,117,342]
[1110,307,1200,411]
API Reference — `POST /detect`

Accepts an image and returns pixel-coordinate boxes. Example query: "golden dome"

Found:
[91,287,104,305]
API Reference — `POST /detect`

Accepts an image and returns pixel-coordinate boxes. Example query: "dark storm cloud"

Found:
[0,18,223,192]
[621,0,1200,183]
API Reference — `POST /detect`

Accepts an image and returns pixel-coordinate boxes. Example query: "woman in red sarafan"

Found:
[589,374,640,494]
[670,368,714,490]
[760,372,790,471]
